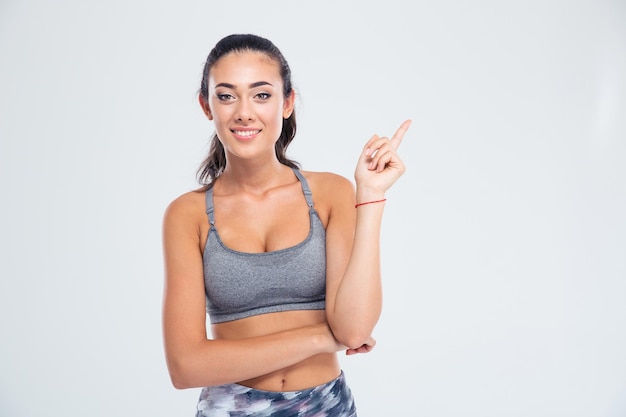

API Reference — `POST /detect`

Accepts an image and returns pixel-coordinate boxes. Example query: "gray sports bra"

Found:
[203,168,326,324]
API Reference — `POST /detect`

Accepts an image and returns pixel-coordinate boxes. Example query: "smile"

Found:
[232,130,260,138]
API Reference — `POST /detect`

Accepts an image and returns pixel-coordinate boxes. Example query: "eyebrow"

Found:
[215,81,273,89]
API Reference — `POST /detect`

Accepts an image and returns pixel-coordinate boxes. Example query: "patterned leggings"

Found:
[196,370,357,417]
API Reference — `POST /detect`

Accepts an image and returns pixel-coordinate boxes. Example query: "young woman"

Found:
[162,33,410,417]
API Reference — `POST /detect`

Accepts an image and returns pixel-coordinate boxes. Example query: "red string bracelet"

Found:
[355,198,387,208]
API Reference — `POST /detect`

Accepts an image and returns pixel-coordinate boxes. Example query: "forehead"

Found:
[209,51,281,87]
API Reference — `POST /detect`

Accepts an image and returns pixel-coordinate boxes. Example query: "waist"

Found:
[211,310,339,391]
[236,352,341,391]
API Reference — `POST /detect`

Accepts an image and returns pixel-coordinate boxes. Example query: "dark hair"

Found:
[196,33,300,186]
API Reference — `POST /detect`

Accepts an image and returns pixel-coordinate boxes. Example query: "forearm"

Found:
[166,323,334,389]
[329,191,385,348]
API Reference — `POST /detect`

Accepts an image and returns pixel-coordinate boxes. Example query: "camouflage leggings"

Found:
[196,371,357,417]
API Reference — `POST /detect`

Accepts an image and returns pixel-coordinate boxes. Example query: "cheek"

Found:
[210,107,232,129]
[260,103,286,125]
[212,117,226,132]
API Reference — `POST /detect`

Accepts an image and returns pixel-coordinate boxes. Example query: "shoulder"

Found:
[163,188,207,224]
[299,171,355,222]
[300,171,355,196]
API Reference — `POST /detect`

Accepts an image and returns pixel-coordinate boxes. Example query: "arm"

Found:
[325,120,411,349]
[161,195,340,389]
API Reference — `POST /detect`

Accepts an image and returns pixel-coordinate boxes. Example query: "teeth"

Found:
[234,130,259,137]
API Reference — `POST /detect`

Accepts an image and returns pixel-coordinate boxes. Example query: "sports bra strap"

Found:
[205,187,216,226]
[292,168,315,209]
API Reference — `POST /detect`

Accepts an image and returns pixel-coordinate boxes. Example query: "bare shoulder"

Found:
[163,188,207,223]
[300,171,355,219]
[300,171,355,196]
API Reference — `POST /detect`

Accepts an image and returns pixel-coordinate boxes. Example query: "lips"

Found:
[232,129,260,139]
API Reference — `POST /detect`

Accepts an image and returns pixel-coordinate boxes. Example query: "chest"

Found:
[202,212,327,323]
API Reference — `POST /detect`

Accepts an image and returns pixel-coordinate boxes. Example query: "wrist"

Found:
[355,186,385,203]
[355,198,386,208]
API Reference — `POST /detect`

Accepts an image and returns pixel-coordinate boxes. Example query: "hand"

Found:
[354,120,411,196]
[345,336,376,356]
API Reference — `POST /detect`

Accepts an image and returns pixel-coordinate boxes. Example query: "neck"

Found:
[218,158,293,193]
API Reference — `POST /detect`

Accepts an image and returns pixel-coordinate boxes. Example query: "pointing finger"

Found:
[390,119,412,150]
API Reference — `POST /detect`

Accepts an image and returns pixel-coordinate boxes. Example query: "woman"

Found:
[162,33,410,416]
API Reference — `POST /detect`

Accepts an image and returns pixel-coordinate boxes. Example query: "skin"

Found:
[162,50,411,392]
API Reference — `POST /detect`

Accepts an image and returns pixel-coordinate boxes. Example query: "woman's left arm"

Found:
[325,120,411,350]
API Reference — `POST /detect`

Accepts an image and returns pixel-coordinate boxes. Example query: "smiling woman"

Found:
[200,52,293,160]
[161,33,410,417]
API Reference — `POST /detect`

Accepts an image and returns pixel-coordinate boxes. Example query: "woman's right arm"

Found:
[161,195,339,389]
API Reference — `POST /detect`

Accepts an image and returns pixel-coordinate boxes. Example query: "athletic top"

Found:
[203,168,327,324]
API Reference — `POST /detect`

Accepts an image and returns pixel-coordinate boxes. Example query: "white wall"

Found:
[1,1,625,416]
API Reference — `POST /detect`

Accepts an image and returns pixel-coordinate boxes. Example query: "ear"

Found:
[282,90,295,119]
[198,95,213,120]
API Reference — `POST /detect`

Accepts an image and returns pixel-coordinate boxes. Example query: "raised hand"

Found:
[354,120,411,195]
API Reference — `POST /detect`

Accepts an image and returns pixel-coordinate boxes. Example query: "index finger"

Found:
[390,119,412,150]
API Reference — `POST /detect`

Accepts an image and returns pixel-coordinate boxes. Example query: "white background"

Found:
[1,1,625,416]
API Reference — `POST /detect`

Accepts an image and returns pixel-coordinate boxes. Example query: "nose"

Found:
[235,99,254,122]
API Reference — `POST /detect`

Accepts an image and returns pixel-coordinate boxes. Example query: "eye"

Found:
[255,92,271,100]
[217,93,234,101]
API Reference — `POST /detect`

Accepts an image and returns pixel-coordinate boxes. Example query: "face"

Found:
[203,51,294,162]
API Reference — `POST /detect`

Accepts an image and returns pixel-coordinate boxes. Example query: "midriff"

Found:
[210,309,341,391]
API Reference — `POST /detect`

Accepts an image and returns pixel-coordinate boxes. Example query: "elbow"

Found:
[170,374,191,390]
[330,325,373,350]
[169,368,192,390]
[339,332,373,350]
[167,359,198,390]
[327,314,377,350]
